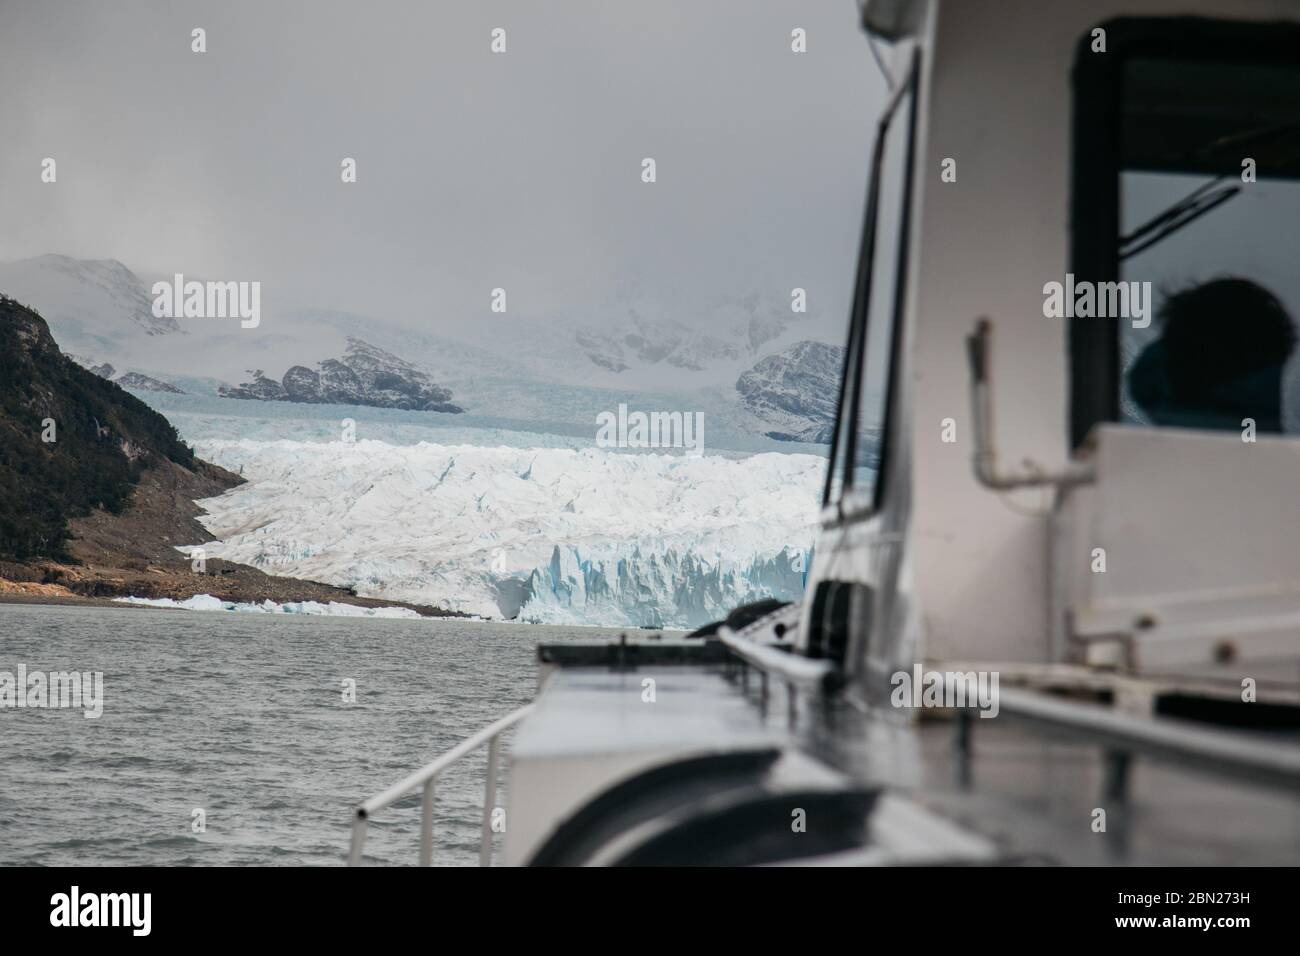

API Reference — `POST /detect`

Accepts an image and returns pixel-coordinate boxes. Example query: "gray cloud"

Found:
[0,0,881,343]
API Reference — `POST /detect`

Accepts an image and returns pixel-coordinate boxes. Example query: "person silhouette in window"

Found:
[1127,278,1296,434]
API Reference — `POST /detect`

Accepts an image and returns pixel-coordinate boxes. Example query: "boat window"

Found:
[1071,21,1300,443]
[848,79,913,496]
[822,53,916,511]
[1120,55,1300,435]
[822,317,857,506]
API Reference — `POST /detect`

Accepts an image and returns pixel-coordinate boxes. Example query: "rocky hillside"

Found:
[735,340,843,443]
[0,295,216,560]
[0,295,458,615]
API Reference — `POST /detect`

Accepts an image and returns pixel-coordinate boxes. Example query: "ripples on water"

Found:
[0,604,606,866]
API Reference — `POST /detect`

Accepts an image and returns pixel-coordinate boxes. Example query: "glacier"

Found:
[184,438,822,629]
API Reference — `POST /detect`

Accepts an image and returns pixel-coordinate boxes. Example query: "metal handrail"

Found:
[348,703,535,866]
[717,625,833,688]
[993,687,1300,793]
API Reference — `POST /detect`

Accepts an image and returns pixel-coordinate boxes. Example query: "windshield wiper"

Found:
[1119,174,1240,261]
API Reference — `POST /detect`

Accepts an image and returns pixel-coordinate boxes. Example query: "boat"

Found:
[350,0,1300,866]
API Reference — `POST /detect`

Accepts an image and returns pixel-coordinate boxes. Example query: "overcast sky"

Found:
[0,0,882,341]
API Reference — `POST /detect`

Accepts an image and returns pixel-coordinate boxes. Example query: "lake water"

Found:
[0,604,610,866]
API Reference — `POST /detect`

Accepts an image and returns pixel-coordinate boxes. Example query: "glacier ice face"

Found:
[519,542,810,628]
[185,439,822,628]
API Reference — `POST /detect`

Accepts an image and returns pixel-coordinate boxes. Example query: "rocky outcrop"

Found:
[114,371,185,394]
[71,355,186,394]
[281,365,323,402]
[220,370,285,402]
[735,340,844,444]
[219,338,463,412]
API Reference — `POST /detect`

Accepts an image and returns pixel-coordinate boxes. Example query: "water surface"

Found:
[0,604,607,866]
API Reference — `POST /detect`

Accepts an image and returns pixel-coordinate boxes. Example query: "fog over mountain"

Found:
[0,253,850,445]
[0,0,880,390]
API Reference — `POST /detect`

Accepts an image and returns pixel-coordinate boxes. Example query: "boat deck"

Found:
[505,636,1300,865]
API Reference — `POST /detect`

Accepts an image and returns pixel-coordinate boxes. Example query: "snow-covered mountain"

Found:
[0,255,178,351]
[0,255,469,410]
[442,287,809,397]
[0,254,841,446]
[0,254,307,388]
[566,291,788,376]
[735,340,844,443]
[185,438,821,628]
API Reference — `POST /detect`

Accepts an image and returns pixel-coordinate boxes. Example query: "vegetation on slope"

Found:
[0,295,196,560]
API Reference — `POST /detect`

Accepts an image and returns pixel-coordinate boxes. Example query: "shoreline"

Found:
[0,584,691,631]
[0,571,466,619]
[0,590,461,617]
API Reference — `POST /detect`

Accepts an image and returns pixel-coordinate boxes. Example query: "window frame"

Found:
[822,49,920,522]
[1069,16,1300,449]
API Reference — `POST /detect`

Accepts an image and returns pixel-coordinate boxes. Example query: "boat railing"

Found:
[347,703,535,866]
[956,686,1300,797]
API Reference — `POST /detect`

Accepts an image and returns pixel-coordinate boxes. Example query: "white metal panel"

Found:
[1090,425,1300,605]
[1065,424,1300,678]
[502,668,778,865]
